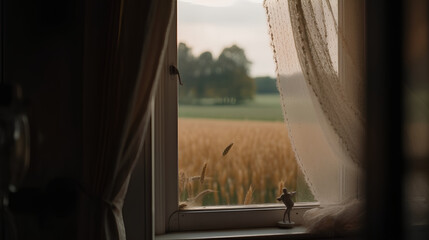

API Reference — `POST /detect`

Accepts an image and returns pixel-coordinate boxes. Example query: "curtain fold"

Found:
[80,0,174,239]
[264,0,364,204]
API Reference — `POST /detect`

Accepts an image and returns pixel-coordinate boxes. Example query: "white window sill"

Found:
[166,203,318,232]
[156,226,310,240]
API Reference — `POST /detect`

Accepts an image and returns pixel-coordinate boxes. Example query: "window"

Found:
[154,0,364,235]
[176,0,315,208]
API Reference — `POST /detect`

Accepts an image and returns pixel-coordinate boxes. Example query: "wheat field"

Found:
[178,118,298,207]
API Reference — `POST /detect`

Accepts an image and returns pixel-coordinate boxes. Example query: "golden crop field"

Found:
[178,118,298,207]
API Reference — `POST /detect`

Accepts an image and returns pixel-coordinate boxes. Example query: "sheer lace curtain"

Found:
[264,0,364,205]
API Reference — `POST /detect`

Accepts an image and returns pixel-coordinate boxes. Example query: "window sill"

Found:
[165,203,318,232]
[155,226,311,240]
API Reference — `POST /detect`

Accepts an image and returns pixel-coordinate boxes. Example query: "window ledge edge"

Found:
[155,226,311,240]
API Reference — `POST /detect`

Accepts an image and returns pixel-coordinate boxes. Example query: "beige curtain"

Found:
[264,0,364,204]
[79,0,174,239]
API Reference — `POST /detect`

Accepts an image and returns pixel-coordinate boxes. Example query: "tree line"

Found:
[178,42,277,105]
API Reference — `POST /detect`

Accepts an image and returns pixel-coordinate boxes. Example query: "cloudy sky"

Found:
[178,0,276,77]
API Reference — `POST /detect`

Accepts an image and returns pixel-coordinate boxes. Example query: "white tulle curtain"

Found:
[264,0,364,204]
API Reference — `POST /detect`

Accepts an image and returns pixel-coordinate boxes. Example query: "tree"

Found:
[254,76,278,94]
[214,45,255,104]
[177,43,255,104]
[195,51,214,101]
[178,43,197,103]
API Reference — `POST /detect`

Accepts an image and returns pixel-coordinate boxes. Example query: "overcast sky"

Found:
[178,0,276,77]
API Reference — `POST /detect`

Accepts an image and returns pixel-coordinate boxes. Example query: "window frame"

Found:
[153,0,363,235]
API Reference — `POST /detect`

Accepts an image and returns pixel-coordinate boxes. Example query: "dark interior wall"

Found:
[3,0,84,239]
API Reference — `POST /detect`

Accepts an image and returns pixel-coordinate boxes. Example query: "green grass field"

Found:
[178,94,284,121]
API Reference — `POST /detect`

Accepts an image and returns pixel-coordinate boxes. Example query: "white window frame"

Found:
[153,0,364,235]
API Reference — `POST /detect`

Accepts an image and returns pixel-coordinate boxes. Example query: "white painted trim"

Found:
[173,203,319,231]
[338,0,365,202]
[154,1,178,234]
[156,226,310,240]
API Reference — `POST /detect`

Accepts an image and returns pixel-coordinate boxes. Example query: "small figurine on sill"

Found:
[277,187,296,228]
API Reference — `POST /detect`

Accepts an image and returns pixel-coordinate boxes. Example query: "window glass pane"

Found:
[177,0,314,207]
